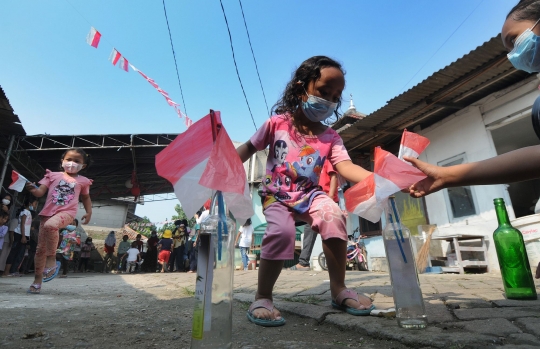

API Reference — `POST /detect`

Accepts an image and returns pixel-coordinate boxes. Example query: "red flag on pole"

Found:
[155,111,252,220]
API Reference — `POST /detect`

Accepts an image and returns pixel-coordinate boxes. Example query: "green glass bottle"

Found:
[493,198,537,300]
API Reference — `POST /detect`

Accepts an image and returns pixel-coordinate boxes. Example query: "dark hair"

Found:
[507,0,540,20]
[0,210,8,220]
[60,147,92,171]
[131,241,138,248]
[74,218,78,227]
[271,56,345,125]
[86,237,93,243]
[243,218,252,227]
[123,234,129,240]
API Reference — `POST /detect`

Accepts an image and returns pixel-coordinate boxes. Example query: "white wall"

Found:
[76,200,129,230]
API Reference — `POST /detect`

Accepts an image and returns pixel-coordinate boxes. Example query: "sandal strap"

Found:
[335,289,359,306]
[248,299,274,313]
[29,283,41,290]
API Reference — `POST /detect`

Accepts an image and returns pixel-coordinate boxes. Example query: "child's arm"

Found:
[405,145,540,198]
[335,160,372,184]
[234,231,241,246]
[328,172,338,199]
[80,194,92,224]
[237,141,258,163]
[26,183,48,198]
[19,214,27,244]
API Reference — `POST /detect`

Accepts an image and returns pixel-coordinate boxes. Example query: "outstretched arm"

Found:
[405,145,540,198]
[26,183,47,198]
[237,140,258,163]
[334,160,372,184]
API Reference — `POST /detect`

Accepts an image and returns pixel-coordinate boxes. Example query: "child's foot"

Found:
[247,299,285,327]
[332,288,374,316]
[27,283,41,294]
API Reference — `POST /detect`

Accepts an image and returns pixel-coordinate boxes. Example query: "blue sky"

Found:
[0,0,514,223]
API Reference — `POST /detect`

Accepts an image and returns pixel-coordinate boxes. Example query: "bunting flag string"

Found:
[86,26,191,127]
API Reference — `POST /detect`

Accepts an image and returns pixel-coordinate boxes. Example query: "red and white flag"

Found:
[86,27,101,48]
[118,56,129,72]
[398,129,430,162]
[109,48,122,66]
[9,170,29,192]
[345,147,427,222]
[155,111,253,221]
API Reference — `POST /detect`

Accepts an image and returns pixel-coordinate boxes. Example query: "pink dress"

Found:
[38,170,92,218]
[250,115,350,213]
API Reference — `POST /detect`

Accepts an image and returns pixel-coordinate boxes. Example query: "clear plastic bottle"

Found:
[191,192,236,349]
[382,198,427,329]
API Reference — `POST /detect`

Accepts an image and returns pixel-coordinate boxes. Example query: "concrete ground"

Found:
[1,270,540,349]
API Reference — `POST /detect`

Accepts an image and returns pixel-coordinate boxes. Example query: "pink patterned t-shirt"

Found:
[38,170,93,218]
[250,115,350,213]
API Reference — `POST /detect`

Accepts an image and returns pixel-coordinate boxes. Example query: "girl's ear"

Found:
[81,163,87,169]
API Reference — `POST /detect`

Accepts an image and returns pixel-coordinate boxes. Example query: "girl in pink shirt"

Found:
[26,148,93,294]
[237,56,375,326]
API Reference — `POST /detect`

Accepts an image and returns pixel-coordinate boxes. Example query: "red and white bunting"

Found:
[130,64,190,126]
[118,56,129,72]
[86,27,101,48]
[109,48,121,66]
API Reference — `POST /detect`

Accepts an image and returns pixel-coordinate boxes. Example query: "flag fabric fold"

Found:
[155,111,253,222]
[345,147,427,223]
[86,27,101,48]
[398,130,430,161]
[9,170,28,192]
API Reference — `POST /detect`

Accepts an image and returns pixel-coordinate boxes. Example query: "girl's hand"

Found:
[81,213,92,225]
[21,236,27,244]
[404,157,446,198]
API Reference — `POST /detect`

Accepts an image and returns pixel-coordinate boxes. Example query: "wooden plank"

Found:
[458,246,485,252]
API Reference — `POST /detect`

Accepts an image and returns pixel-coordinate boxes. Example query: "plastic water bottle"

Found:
[383,198,427,329]
[493,198,537,300]
[191,192,236,349]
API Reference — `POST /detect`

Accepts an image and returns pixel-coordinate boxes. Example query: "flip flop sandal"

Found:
[288,265,311,271]
[43,261,61,282]
[27,283,41,294]
[331,289,375,316]
[246,299,286,327]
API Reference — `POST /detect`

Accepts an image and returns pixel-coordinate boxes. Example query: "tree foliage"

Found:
[159,204,197,233]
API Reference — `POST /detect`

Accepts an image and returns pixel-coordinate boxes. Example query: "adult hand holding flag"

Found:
[345,146,427,223]
[155,111,253,222]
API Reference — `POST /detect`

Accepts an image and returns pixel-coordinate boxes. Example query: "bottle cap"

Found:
[493,198,505,205]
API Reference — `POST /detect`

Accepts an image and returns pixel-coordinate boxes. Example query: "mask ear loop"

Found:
[296,80,309,97]
[533,17,540,31]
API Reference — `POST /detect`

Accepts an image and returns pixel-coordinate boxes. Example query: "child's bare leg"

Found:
[252,258,284,320]
[323,238,372,309]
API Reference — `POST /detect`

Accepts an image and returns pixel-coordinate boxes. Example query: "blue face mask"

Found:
[301,93,337,123]
[508,19,540,73]
[66,225,76,231]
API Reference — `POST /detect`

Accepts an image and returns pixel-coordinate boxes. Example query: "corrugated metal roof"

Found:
[334,34,531,157]
[0,85,25,136]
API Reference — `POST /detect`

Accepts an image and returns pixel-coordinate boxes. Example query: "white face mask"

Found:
[2,199,10,205]
[62,161,83,174]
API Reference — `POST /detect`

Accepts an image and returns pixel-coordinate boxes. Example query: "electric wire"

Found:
[238,0,270,116]
[162,0,188,116]
[398,0,485,93]
[219,0,258,131]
